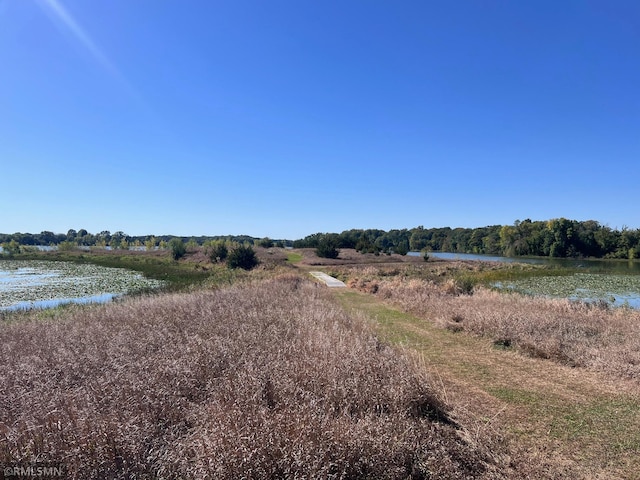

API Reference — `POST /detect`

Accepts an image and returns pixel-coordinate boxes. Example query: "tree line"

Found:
[0,229,288,252]
[2,220,639,260]
[293,219,640,260]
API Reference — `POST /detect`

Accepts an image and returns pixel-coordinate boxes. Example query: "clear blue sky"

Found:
[1,0,638,239]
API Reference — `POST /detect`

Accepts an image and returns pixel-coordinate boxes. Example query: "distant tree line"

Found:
[0,229,291,251]
[3,220,639,260]
[293,219,640,260]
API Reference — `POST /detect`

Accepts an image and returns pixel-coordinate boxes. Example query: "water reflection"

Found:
[410,251,640,273]
[2,293,118,312]
[409,251,640,308]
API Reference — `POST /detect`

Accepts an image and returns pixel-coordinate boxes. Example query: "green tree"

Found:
[258,237,274,248]
[409,227,430,251]
[227,244,258,270]
[186,238,199,252]
[316,237,339,259]
[547,218,575,257]
[145,236,157,251]
[209,241,228,263]
[1,240,21,255]
[58,241,76,252]
[394,240,409,256]
[169,238,186,260]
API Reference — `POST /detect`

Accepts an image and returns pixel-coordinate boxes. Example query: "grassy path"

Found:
[334,289,640,480]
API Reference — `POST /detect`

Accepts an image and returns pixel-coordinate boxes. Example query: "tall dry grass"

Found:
[345,268,640,380]
[0,276,500,479]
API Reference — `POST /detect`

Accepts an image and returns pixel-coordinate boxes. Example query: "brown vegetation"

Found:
[0,276,503,479]
[340,264,640,380]
[294,248,424,266]
[335,288,640,479]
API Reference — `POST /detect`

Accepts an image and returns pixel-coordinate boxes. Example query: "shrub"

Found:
[169,238,186,260]
[316,238,339,259]
[258,237,274,248]
[58,241,76,252]
[1,240,20,255]
[227,244,258,270]
[208,241,228,263]
[186,238,199,252]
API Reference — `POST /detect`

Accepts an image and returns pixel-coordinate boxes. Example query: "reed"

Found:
[0,276,500,479]
[343,265,640,380]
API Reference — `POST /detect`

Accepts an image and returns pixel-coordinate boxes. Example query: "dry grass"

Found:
[294,248,424,266]
[334,289,640,479]
[341,265,640,380]
[0,276,502,479]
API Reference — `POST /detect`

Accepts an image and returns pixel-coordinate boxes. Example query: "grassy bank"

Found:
[328,263,640,380]
[5,249,639,478]
[10,246,297,292]
[0,276,504,479]
[335,288,640,479]
[11,250,215,290]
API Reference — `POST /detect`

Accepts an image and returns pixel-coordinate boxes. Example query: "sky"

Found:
[1,0,638,239]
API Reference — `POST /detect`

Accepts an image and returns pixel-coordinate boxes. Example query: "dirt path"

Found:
[334,289,640,480]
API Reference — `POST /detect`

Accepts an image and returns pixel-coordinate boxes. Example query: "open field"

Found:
[330,263,640,381]
[0,275,508,479]
[335,289,640,479]
[9,246,292,293]
[3,248,640,478]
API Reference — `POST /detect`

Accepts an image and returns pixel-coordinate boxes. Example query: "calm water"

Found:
[410,251,640,274]
[0,260,163,312]
[409,251,640,308]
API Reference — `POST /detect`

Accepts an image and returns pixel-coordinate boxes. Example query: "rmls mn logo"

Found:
[3,464,64,478]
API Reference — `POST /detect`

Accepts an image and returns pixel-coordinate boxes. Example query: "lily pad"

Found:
[0,260,164,311]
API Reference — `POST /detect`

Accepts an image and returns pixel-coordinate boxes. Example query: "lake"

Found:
[0,260,164,312]
[409,251,640,308]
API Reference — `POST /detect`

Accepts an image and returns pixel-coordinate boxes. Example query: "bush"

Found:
[186,238,199,252]
[58,241,76,252]
[316,238,339,259]
[227,244,258,270]
[1,240,20,255]
[257,237,274,248]
[208,241,228,263]
[169,238,186,260]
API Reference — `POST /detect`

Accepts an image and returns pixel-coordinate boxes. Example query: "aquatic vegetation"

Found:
[494,273,640,308]
[0,260,164,311]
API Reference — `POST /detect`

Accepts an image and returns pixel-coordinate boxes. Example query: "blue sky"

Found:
[1,0,638,239]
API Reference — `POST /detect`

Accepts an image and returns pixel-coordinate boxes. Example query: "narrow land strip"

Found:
[334,288,640,480]
[309,271,346,288]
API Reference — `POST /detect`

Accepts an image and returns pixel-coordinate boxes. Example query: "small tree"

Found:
[145,236,157,251]
[316,238,339,259]
[58,241,76,252]
[169,238,186,260]
[1,240,20,255]
[258,237,274,248]
[209,241,228,263]
[186,238,199,252]
[227,244,258,270]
